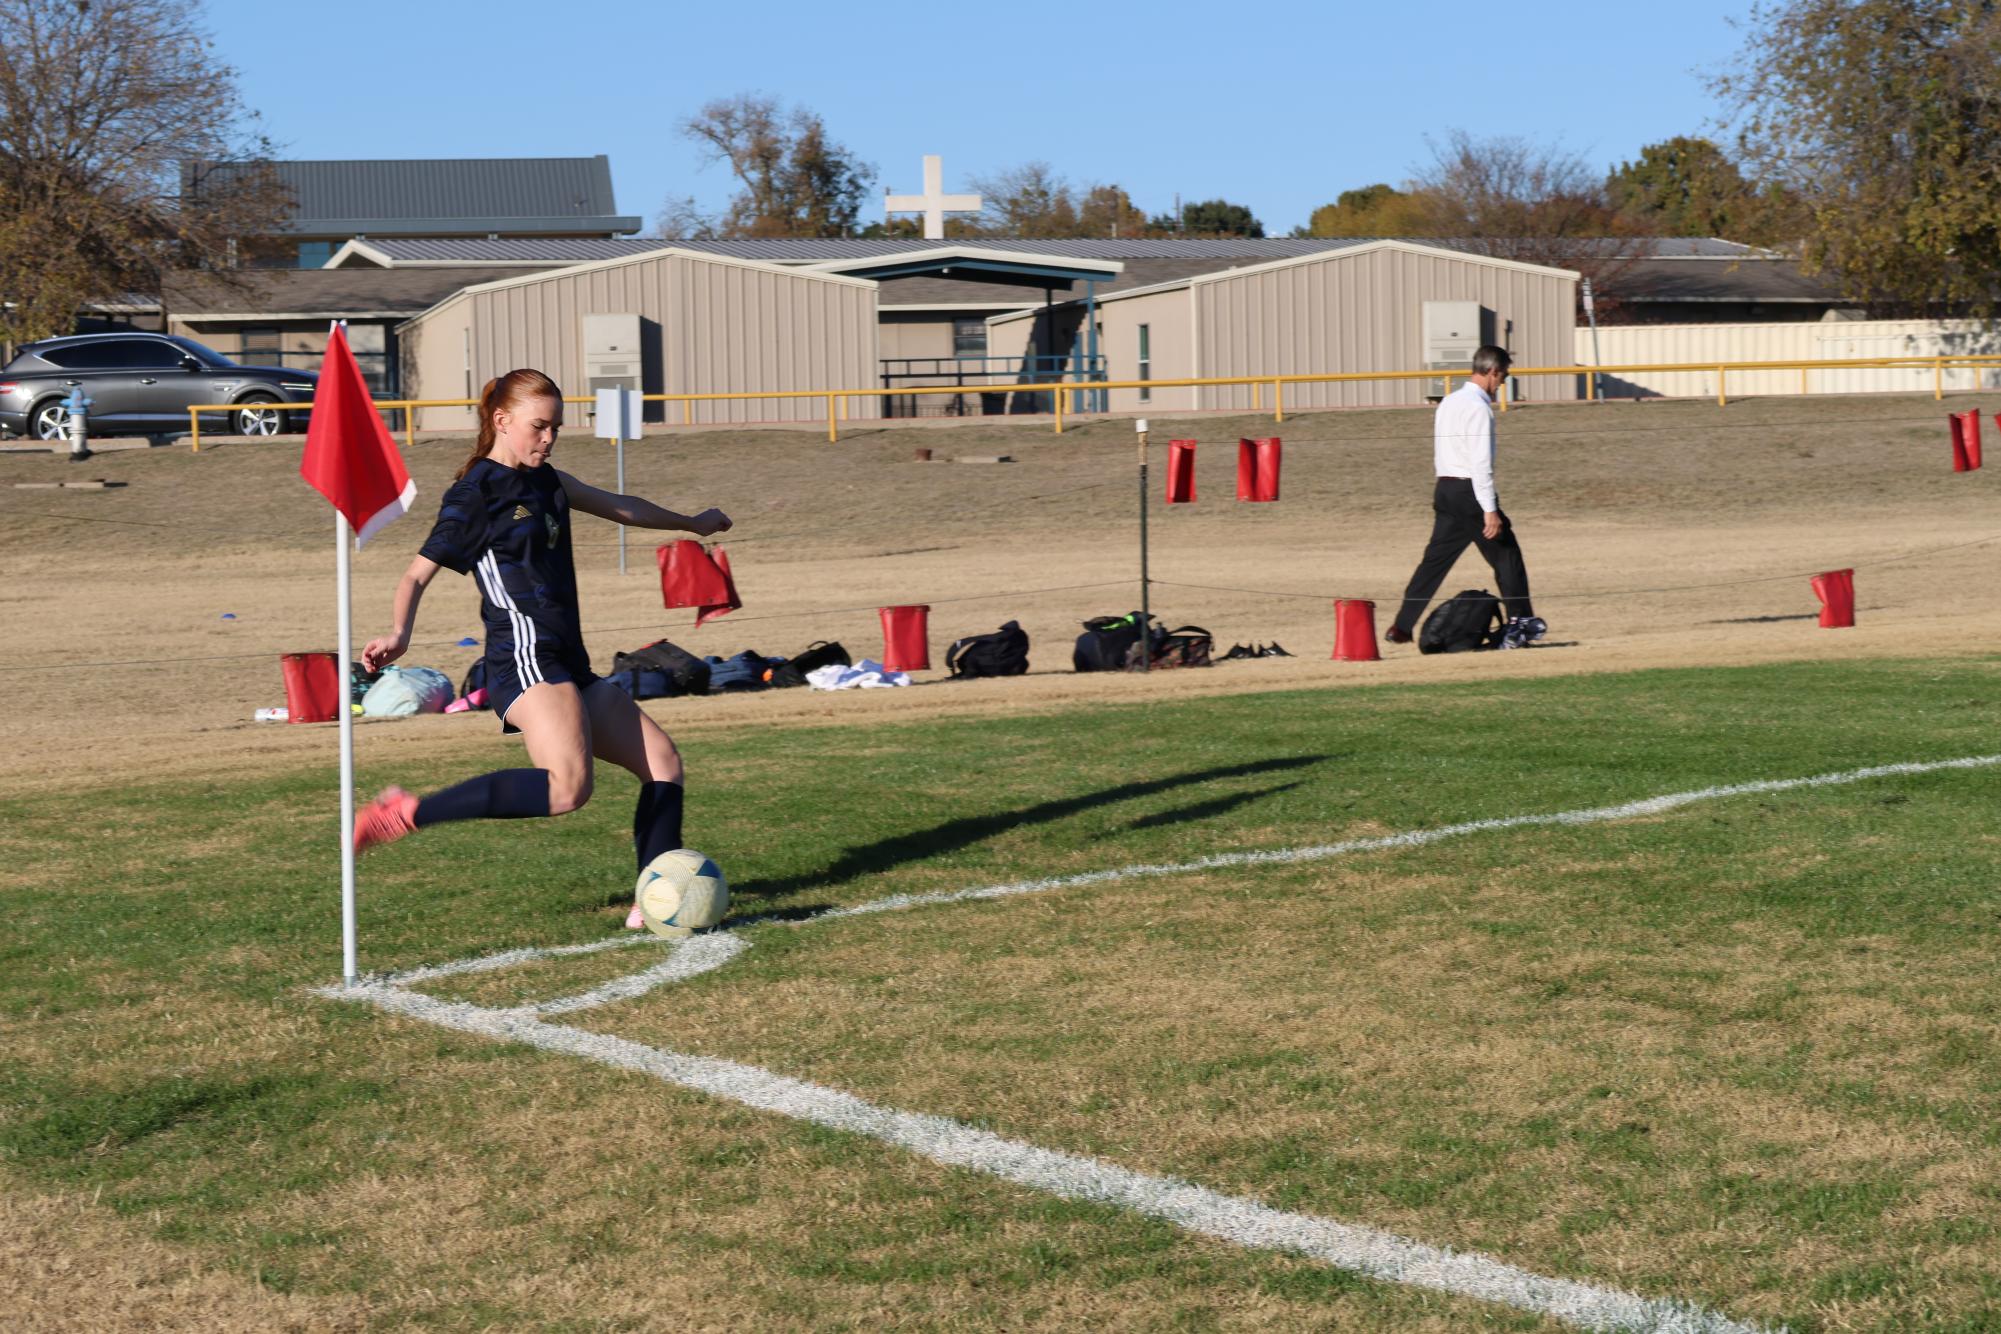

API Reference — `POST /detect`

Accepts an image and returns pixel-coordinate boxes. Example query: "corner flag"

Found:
[299,321,417,985]
[301,323,414,548]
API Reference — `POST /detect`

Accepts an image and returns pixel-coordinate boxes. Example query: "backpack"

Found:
[1074,612,1158,672]
[1419,589,1504,655]
[603,667,674,700]
[946,621,1029,679]
[768,640,852,689]
[612,639,711,696]
[703,651,769,693]
[1148,625,1214,669]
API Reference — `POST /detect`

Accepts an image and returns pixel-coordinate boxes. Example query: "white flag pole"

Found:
[337,507,358,985]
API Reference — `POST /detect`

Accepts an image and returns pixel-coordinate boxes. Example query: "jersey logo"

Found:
[512,504,532,521]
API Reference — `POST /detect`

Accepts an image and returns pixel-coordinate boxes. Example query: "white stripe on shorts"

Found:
[477,551,541,690]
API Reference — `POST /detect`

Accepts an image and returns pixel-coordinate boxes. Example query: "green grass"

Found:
[7,657,2001,1330]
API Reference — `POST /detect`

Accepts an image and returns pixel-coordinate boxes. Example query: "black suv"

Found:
[0,333,317,441]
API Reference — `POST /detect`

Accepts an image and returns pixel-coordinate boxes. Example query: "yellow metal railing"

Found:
[183,352,2001,450]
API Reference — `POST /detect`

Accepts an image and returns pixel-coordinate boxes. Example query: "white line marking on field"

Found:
[325,981,1774,1333]
[319,752,2001,1332]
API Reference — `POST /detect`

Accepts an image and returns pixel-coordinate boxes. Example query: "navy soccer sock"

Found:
[633,781,685,872]
[413,769,552,827]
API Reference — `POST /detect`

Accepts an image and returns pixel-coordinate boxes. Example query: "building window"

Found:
[952,317,986,357]
[240,327,281,365]
[1138,323,1151,403]
[297,241,334,269]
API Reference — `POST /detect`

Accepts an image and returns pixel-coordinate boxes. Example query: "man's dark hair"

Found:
[1471,345,1511,376]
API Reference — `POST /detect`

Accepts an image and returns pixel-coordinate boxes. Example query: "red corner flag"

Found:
[301,323,414,548]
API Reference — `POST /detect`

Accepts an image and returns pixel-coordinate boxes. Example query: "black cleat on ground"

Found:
[1384,626,1414,645]
[1261,642,1293,657]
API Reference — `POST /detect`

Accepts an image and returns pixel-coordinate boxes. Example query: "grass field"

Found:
[8,655,2001,1331]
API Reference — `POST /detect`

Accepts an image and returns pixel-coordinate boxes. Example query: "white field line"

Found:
[323,981,1773,1334]
[322,753,2001,1331]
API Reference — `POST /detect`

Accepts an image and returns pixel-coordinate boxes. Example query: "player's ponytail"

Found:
[457,368,564,479]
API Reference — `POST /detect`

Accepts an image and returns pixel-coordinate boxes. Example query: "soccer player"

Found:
[354,368,731,929]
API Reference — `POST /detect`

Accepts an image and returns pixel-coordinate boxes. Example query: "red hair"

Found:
[457,368,563,479]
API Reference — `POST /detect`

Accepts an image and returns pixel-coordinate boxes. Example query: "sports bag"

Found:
[1419,589,1503,655]
[1148,625,1214,669]
[947,621,1029,679]
[361,664,455,716]
[612,639,711,696]
[768,640,852,689]
[703,651,769,693]
[603,667,674,700]
[1074,612,1158,672]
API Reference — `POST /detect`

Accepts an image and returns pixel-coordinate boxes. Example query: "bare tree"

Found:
[0,0,285,343]
[1409,130,1650,305]
[681,94,875,238]
[650,195,718,242]
[965,162,1079,237]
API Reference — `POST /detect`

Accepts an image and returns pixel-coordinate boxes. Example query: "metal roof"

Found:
[332,235,1769,268]
[190,157,640,236]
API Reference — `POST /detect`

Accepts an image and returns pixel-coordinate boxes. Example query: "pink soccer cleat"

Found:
[353,786,418,853]
[624,903,646,930]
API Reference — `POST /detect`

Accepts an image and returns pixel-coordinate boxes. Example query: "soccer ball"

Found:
[634,849,730,938]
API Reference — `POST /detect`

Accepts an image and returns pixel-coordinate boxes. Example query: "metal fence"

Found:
[183,351,2001,450]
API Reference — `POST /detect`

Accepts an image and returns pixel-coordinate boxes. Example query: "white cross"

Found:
[884,155,982,240]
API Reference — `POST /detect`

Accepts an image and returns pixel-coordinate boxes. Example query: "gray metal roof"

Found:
[339,234,1766,267]
[190,157,640,236]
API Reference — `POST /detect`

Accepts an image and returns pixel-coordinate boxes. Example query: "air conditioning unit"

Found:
[1423,301,1491,400]
[582,313,642,404]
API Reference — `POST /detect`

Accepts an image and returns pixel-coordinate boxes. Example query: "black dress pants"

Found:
[1392,477,1534,634]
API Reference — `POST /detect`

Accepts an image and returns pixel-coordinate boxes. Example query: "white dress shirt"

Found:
[1433,380,1498,513]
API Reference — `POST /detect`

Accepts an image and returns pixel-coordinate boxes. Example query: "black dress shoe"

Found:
[1384,626,1413,645]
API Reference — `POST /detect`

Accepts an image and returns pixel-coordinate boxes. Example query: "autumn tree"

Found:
[679,94,876,238]
[1077,184,1149,238]
[0,0,285,344]
[1299,183,1438,237]
[1604,136,1802,246]
[1713,0,2001,314]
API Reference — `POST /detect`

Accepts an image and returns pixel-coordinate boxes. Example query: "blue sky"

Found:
[209,1,1758,236]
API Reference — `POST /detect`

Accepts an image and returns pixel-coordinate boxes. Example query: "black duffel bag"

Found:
[947,621,1029,678]
[611,638,712,695]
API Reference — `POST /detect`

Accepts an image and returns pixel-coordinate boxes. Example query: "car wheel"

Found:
[234,396,283,437]
[31,399,72,441]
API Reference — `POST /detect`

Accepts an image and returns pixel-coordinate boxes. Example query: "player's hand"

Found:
[361,632,407,673]
[1482,512,1502,540]
[690,507,733,538]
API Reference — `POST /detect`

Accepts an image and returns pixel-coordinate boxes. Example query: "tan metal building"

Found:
[987,240,1579,412]
[397,247,880,427]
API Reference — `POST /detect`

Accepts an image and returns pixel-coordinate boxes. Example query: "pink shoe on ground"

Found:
[624,903,646,930]
[353,786,418,853]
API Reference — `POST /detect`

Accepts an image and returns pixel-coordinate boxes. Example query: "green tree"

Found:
[1714,0,2001,314]
[0,0,285,344]
[1606,137,1749,237]
[1155,198,1264,237]
[680,94,876,238]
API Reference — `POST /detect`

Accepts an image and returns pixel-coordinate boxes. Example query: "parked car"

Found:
[0,333,318,441]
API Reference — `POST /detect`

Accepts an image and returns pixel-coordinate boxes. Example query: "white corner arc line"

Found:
[319,982,1775,1334]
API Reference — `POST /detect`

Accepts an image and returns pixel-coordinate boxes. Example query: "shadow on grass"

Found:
[732,755,1332,899]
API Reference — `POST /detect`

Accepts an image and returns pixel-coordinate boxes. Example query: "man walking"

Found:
[1383,344,1546,649]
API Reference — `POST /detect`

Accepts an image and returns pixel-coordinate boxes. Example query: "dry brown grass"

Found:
[3,392,1997,798]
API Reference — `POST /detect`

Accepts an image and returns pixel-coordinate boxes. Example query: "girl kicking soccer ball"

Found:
[354,368,730,929]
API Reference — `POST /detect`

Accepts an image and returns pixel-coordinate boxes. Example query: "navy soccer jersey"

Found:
[420,458,596,725]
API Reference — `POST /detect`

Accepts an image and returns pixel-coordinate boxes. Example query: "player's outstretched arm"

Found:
[362,555,442,671]
[557,471,732,537]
